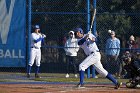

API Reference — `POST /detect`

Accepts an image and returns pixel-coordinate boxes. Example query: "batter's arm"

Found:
[78,38,86,45]
[88,37,96,42]
[78,34,90,45]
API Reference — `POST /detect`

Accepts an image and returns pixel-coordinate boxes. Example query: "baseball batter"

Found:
[74,28,122,89]
[27,25,46,78]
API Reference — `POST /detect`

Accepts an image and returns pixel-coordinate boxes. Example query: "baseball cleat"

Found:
[114,82,122,89]
[35,74,40,78]
[27,73,30,78]
[65,74,69,78]
[77,83,85,88]
[95,76,98,78]
[75,74,78,78]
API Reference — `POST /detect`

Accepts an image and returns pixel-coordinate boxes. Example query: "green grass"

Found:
[35,73,129,83]
[0,79,13,82]
[0,72,129,84]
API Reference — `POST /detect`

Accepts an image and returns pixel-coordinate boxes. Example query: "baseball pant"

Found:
[79,52,108,77]
[29,48,41,67]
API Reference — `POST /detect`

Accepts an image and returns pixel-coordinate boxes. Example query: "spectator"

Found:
[118,35,138,79]
[105,30,120,77]
[126,35,138,54]
[64,31,80,78]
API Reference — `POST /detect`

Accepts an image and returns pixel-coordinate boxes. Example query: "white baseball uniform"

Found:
[29,32,44,67]
[79,33,108,77]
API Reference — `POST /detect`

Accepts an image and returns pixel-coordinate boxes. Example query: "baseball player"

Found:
[27,25,46,78]
[74,28,122,89]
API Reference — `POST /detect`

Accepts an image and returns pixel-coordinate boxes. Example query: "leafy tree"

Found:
[96,0,139,49]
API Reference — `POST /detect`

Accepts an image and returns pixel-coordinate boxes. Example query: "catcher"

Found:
[122,51,140,88]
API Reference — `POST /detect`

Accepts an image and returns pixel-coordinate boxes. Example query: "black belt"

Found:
[31,47,39,49]
[88,50,99,56]
[90,52,94,54]
[90,50,99,54]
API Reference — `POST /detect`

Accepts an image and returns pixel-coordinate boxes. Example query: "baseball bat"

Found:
[88,9,96,34]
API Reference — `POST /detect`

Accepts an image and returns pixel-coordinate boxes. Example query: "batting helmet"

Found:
[74,28,83,34]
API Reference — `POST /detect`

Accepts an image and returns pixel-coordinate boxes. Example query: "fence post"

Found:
[27,0,32,73]
[87,0,91,78]
[91,0,97,78]
[87,0,97,78]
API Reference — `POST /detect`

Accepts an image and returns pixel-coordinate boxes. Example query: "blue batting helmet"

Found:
[74,28,83,34]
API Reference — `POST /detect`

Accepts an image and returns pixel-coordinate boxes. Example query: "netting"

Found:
[27,0,140,75]
[1,0,140,80]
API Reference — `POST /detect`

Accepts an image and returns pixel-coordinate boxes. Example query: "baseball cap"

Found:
[34,25,40,29]
[74,28,84,34]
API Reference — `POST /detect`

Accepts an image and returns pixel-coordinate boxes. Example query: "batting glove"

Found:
[42,34,46,38]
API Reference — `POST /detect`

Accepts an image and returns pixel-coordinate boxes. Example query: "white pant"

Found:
[79,52,108,77]
[29,48,41,67]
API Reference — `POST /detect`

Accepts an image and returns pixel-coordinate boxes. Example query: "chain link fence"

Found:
[27,0,140,77]
[0,0,139,81]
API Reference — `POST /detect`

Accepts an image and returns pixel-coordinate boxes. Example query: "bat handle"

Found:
[88,30,92,34]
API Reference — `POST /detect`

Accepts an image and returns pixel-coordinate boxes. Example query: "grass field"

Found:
[0,72,128,83]
[0,72,129,84]
[34,73,129,84]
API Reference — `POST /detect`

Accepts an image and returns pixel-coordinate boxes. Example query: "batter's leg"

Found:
[106,73,117,85]
[106,73,122,89]
[94,61,122,89]
[80,70,84,84]
[78,55,96,87]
